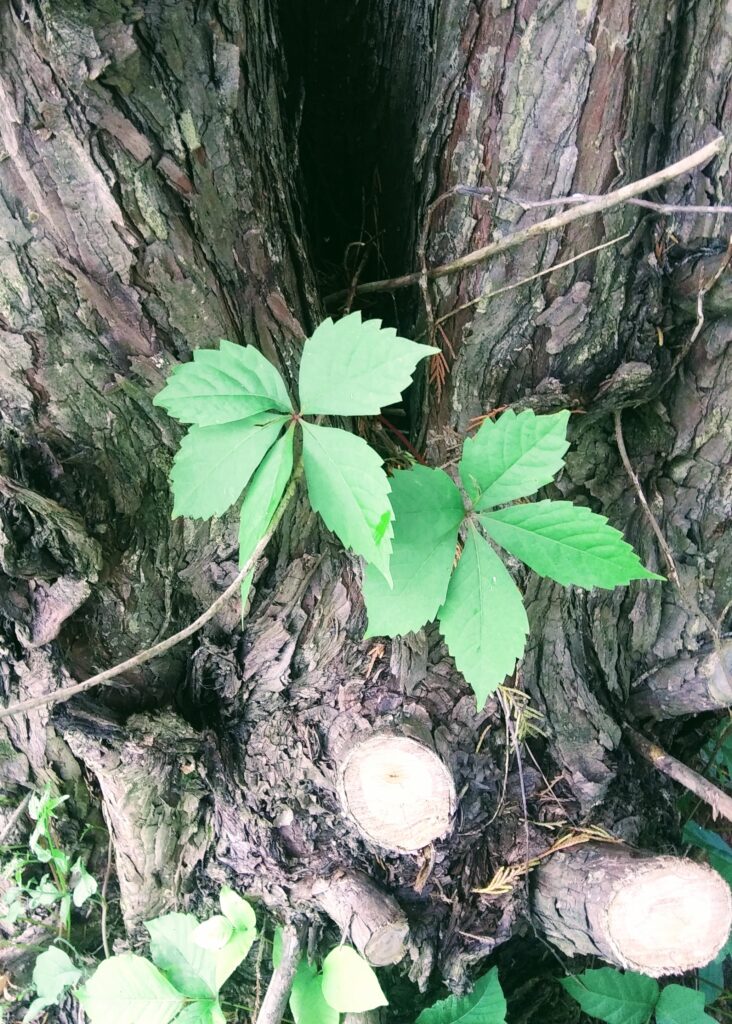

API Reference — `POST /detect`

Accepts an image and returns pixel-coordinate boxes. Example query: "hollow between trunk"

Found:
[337,732,457,854]
[532,842,732,976]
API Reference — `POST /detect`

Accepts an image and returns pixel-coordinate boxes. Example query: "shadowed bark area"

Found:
[0,0,731,1014]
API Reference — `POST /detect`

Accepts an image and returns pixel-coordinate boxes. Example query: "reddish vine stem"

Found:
[377,415,427,465]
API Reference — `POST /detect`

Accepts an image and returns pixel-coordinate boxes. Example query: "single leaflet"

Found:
[154,315,661,710]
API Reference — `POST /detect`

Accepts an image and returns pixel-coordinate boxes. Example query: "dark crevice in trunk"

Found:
[277,0,427,325]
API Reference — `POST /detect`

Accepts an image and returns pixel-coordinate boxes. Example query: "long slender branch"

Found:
[470,187,732,217]
[255,924,304,1024]
[625,726,732,822]
[0,469,302,721]
[325,137,724,304]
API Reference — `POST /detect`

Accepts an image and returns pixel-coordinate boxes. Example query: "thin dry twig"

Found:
[474,186,732,218]
[324,137,724,303]
[625,726,732,822]
[424,231,629,336]
[497,687,531,871]
[613,412,685,594]
[252,921,267,1022]
[668,237,732,376]
[0,468,302,721]
[614,411,730,683]
[473,825,618,897]
[417,189,459,347]
[342,242,370,316]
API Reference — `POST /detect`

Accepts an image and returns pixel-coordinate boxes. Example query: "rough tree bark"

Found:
[1,0,731,1015]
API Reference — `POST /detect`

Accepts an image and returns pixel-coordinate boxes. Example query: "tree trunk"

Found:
[1,0,731,1012]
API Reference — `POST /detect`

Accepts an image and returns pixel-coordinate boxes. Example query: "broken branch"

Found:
[325,137,724,304]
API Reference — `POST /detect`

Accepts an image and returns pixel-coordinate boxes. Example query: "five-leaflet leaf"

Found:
[363,407,661,706]
[156,317,433,592]
[156,327,661,710]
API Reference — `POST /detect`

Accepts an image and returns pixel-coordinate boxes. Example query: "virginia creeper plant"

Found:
[24,886,259,1024]
[154,313,661,708]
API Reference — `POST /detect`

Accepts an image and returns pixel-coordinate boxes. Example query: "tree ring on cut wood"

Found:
[532,843,732,977]
[337,732,456,853]
[604,857,732,975]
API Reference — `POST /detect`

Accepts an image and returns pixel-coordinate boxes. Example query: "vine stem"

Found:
[0,468,302,721]
[324,136,724,304]
[99,832,114,958]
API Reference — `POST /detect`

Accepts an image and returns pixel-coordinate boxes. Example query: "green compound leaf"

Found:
[416,967,507,1024]
[146,912,254,1000]
[480,500,664,589]
[194,916,234,950]
[438,525,528,709]
[237,426,294,609]
[146,913,219,999]
[77,954,186,1024]
[298,312,434,415]
[302,421,393,581]
[209,926,257,990]
[289,965,339,1024]
[363,465,464,637]
[321,946,388,1013]
[460,409,570,509]
[561,968,660,1024]
[170,414,289,520]
[698,934,732,1004]
[655,985,716,1024]
[172,1001,225,1024]
[683,821,732,886]
[191,341,291,412]
[70,858,97,908]
[219,887,257,933]
[23,947,82,1024]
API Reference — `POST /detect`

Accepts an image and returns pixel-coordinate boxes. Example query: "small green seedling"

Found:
[0,785,97,937]
[20,886,257,1024]
[154,315,661,709]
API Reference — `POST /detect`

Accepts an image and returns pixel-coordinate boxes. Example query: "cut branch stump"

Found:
[532,842,731,976]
